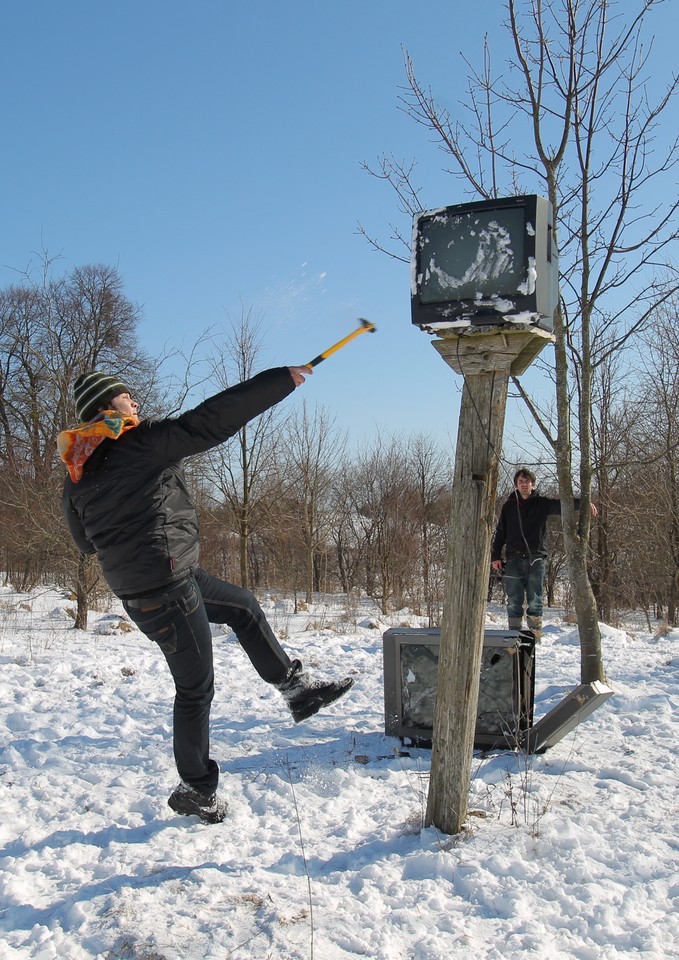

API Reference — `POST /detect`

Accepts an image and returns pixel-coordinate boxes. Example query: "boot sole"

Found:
[291,677,354,723]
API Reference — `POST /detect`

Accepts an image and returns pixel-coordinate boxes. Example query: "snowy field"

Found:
[0,583,677,960]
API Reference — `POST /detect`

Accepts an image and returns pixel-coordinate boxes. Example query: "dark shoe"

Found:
[278,659,354,723]
[168,782,228,824]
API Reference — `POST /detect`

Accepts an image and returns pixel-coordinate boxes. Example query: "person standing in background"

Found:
[490,468,597,641]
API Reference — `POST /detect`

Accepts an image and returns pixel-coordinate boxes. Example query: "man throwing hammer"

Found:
[59,365,353,824]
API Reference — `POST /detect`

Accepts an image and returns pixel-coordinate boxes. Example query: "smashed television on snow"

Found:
[411,194,558,333]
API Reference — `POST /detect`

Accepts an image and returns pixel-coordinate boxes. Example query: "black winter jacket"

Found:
[491,490,579,562]
[62,367,295,598]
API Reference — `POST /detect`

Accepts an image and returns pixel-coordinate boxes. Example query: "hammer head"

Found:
[358,317,377,333]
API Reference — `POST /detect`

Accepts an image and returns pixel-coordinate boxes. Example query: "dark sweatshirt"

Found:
[491,490,581,562]
[62,367,295,597]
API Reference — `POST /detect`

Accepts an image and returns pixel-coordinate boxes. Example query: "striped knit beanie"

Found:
[73,372,130,423]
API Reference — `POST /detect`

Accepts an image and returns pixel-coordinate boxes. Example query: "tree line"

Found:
[1,260,678,630]
[0,264,455,625]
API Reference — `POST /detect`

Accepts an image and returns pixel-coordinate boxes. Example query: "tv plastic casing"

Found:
[383,627,535,750]
[411,194,558,332]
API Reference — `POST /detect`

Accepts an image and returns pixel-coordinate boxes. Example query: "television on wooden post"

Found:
[383,628,535,750]
[411,194,558,332]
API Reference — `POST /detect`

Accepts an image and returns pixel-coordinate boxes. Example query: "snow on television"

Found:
[411,195,558,333]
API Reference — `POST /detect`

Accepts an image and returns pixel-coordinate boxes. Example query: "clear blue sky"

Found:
[1,1,673,452]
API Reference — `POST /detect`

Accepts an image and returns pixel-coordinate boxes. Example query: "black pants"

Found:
[122,567,292,796]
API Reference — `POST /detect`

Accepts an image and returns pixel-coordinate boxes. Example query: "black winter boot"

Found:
[277,659,354,723]
[168,781,228,824]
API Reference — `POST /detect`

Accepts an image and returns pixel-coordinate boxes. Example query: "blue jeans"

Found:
[122,567,292,796]
[503,555,545,620]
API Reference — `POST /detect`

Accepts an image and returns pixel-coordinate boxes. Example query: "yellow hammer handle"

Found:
[307,321,376,368]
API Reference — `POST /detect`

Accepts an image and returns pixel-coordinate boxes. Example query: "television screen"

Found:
[418,206,526,305]
[411,194,558,331]
[383,627,535,749]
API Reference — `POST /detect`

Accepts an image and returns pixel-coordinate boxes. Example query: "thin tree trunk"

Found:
[74,553,90,630]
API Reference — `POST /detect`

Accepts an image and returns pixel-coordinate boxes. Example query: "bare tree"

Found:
[346,435,423,615]
[200,309,289,589]
[331,466,366,596]
[589,343,637,621]
[628,300,679,623]
[280,400,348,603]
[404,433,453,623]
[0,259,155,620]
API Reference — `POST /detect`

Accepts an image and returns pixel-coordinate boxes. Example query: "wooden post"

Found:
[424,327,553,835]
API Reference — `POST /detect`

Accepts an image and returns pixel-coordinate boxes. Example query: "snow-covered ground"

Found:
[0,584,676,959]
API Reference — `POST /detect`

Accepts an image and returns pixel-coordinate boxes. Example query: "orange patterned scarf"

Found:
[58,411,140,482]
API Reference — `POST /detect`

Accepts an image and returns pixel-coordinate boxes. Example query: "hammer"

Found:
[306,318,377,368]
